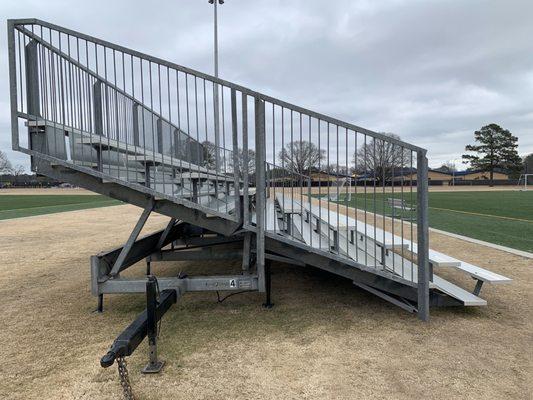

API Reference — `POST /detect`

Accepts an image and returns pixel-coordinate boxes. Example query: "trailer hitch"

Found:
[100,277,178,369]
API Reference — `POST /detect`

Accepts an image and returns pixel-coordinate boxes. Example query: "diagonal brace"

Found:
[353,281,417,314]
[156,218,177,250]
[110,198,155,277]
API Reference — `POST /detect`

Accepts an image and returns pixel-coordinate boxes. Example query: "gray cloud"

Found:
[1,0,532,169]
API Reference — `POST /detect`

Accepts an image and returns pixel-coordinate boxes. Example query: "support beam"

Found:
[231,88,241,222]
[353,281,417,314]
[25,40,40,117]
[156,218,177,249]
[473,280,484,296]
[242,232,252,273]
[132,103,140,147]
[109,198,155,277]
[262,259,273,308]
[241,94,250,226]
[416,152,430,322]
[93,81,103,135]
[7,20,19,150]
[150,248,242,261]
[97,275,258,294]
[254,97,266,292]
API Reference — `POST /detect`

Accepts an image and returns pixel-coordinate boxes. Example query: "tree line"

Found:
[197,123,529,186]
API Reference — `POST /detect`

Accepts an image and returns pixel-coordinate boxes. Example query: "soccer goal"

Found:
[328,177,352,201]
[517,174,533,191]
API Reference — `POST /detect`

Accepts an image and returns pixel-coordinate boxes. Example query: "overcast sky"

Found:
[1,0,532,170]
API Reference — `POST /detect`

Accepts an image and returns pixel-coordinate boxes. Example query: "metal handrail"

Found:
[7,18,430,320]
[8,18,424,152]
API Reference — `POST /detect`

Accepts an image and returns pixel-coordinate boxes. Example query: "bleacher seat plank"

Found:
[440,261,512,284]
[432,275,487,306]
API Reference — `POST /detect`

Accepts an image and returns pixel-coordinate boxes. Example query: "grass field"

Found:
[333,190,533,252]
[0,194,121,220]
[1,205,531,399]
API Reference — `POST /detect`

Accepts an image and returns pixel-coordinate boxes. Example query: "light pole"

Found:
[209,0,224,170]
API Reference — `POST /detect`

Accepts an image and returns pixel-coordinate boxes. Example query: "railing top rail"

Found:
[8,18,426,153]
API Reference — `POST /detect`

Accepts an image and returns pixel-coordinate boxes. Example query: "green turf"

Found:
[330,190,533,252]
[0,194,121,220]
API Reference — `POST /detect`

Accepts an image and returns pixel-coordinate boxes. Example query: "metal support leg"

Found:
[473,279,484,296]
[262,260,273,309]
[242,232,252,274]
[97,294,104,313]
[192,180,199,203]
[254,97,266,292]
[146,260,151,275]
[144,164,151,188]
[142,276,164,374]
[416,152,430,322]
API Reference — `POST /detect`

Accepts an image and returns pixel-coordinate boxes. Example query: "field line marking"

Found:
[429,206,533,223]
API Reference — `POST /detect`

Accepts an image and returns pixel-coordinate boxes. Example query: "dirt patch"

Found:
[0,205,531,399]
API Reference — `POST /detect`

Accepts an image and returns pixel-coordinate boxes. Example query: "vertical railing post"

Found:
[416,150,430,321]
[242,94,249,226]
[254,96,266,292]
[156,118,164,155]
[24,39,41,170]
[7,20,19,151]
[132,103,140,147]
[93,80,104,171]
[93,80,104,135]
[231,89,241,222]
[25,40,40,118]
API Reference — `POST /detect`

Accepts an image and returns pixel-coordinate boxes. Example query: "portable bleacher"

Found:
[7,18,511,332]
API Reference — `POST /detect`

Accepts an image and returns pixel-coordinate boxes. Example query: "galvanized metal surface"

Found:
[7,19,444,317]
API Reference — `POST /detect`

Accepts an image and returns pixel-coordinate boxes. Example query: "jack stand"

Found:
[262,260,274,309]
[142,341,164,374]
[141,276,164,374]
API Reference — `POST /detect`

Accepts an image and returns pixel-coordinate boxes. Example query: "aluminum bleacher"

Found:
[8,18,510,332]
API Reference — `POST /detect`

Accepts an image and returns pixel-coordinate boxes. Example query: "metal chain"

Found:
[117,356,135,400]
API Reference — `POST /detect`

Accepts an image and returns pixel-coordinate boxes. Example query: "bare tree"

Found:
[437,162,457,173]
[278,141,325,176]
[0,150,13,174]
[11,164,25,185]
[202,141,217,170]
[353,133,410,184]
[230,148,255,179]
[327,163,351,176]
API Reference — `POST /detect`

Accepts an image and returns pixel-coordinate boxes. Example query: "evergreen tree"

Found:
[523,153,533,174]
[462,124,521,185]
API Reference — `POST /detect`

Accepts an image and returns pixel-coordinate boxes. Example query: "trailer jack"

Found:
[100,276,178,371]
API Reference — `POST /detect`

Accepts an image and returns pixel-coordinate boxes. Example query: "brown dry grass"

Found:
[0,187,94,195]
[0,204,532,399]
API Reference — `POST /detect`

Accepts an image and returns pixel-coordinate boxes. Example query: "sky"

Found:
[1,0,532,171]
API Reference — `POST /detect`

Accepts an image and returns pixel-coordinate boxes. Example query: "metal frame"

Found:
[7,18,436,321]
[6,18,425,152]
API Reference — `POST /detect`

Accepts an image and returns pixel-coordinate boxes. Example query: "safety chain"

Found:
[117,356,135,400]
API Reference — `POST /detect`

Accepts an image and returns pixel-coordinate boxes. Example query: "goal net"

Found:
[517,174,533,191]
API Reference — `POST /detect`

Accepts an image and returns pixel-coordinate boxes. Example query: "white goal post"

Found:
[517,174,533,191]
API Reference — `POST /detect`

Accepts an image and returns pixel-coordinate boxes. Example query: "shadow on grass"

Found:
[98,258,488,374]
